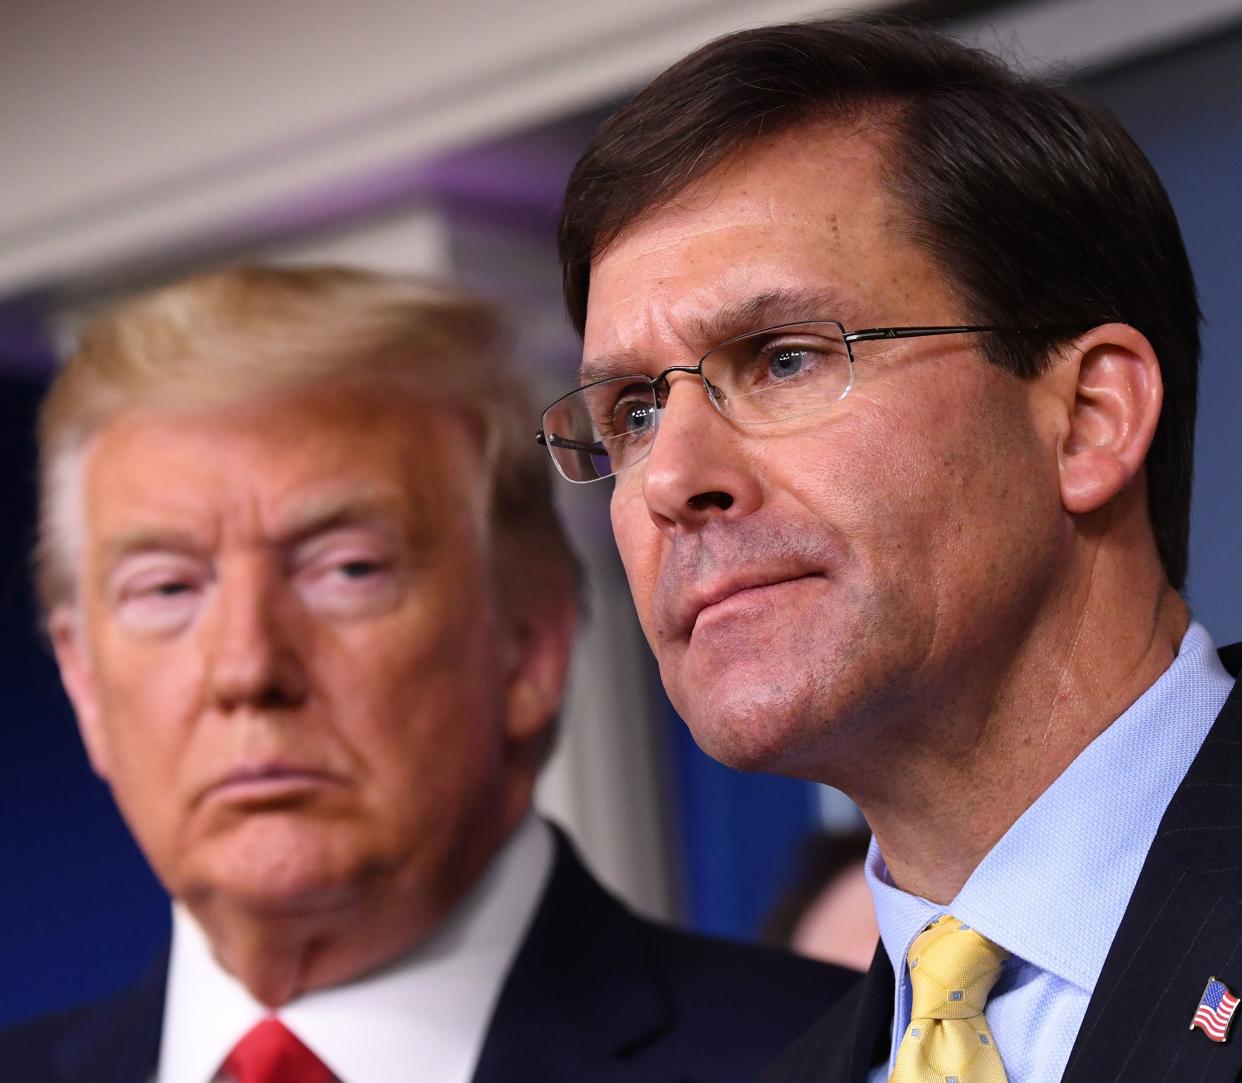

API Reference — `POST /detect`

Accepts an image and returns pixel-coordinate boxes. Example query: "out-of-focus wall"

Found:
[0,0,880,300]
[1076,30,1242,646]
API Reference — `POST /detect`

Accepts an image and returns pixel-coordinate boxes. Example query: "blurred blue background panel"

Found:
[0,372,168,1027]
[1080,24,1242,646]
[668,705,817,938]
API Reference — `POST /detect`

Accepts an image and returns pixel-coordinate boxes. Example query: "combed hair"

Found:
[36,263,580,623]
[559,16,1200,588]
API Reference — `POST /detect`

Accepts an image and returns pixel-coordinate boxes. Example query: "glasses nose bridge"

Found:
[650,362,716,411]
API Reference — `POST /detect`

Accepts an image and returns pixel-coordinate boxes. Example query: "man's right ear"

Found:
[48,607,111,781]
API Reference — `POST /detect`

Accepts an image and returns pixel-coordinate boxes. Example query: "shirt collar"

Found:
[869,621,1235,993]
[159,813,554,1083]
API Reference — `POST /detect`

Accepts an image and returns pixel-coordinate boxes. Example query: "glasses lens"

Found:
[701,321,853,423]
[541,376,659,482]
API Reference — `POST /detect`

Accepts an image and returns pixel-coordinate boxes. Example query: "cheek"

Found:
[328,618,467,725]
[326,600,508,760]
[610,483,659,604]
[770,397,1002,619]
[84,653,201,872]
[93,638,200,764]
[828,385,1057,606]
[355,632,511,857]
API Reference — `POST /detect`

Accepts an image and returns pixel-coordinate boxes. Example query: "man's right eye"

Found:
[114,570,205,635]
[611,397,658,438]
[152,580,193,596]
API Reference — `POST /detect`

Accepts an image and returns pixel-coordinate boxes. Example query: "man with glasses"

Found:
[541,17,1241,1083]
[2,264,854,1081]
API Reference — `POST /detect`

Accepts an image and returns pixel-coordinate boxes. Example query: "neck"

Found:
[188,891,439,1008]
[183,813,520,1007]
[854,538,1188,905]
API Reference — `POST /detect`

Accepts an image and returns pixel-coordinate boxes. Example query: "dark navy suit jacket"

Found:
[763,644,1242,1083]
[0,830,857,1082]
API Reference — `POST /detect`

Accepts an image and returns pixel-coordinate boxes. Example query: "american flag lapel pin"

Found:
[1190,977,1240,1042]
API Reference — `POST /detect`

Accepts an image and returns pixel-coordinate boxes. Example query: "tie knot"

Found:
[907,915,1008,1021]
[223,1018,334,1083]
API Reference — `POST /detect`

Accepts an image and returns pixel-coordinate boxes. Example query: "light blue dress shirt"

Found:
[865,621,1235,1083]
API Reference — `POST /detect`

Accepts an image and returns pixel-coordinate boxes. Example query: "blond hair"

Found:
[36,263,579,623]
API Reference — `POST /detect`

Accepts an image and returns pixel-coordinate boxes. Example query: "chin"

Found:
[229,867,360,916]
[181,818,371,916]
[674,678,832,777]
[666,611,918,782]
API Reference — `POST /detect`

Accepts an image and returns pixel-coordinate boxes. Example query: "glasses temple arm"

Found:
[844,325,1009,343]
[536,431,605,454]
[844,324,1083,344]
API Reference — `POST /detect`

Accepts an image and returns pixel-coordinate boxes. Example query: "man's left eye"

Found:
[338,560,382,579]
[768,347,809,378]
[153,580,193,596]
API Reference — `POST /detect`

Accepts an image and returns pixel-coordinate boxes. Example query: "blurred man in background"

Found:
[541,17,1242,1083]
[762,832,878,973]
[2,265,854,1082]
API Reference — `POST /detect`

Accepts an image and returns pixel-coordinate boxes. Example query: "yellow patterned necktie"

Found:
[890,915,1010,1083]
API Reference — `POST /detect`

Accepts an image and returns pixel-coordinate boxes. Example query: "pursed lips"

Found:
[198,762,345,806]
[673,570,824,638]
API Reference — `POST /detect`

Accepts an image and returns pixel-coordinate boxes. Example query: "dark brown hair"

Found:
[559,17,1200,588]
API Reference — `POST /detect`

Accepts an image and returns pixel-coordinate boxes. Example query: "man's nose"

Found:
[203,560,308,713]
[640,375,762,538]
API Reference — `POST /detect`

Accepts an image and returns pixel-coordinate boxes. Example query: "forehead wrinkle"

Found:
[579,285,864,384]
[680,286,865,346]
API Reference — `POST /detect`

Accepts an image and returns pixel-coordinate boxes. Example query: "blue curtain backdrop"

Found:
[0,374,169,1028]
[668,708,818,938]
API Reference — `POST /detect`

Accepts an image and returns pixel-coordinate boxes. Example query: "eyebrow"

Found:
[102,528,205,571]
[99,490,415,575]
[277,489,415,551]
[95,526,211,601]
[579,286,862,384]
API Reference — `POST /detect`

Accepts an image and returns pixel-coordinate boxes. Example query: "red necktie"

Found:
[223,1018,335,1083]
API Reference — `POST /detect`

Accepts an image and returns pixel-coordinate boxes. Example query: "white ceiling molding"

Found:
[0,0,890,301]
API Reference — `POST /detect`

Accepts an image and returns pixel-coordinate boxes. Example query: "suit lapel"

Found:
[470,830,674,1083]
[53,953,166,1083]
[839,944,894,1083]
[760,943,890,1083]
[1064,666,1242,1083]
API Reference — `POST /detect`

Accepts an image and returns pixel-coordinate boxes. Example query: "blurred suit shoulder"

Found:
[471,826,860,1082]
[0,954,164,1083]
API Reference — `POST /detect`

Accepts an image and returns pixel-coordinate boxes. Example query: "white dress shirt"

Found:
[157,813,554,1083]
